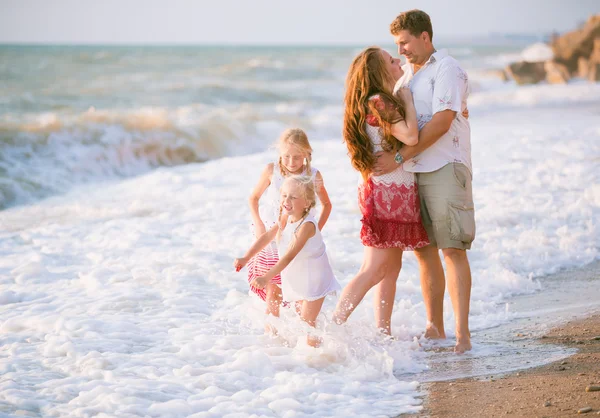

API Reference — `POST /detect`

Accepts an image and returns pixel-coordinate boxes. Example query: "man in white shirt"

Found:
[373,9,475,353]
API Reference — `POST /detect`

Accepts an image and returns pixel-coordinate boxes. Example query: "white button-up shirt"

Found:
[394,49,472,174]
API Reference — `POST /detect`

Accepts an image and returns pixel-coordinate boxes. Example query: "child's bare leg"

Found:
[265,282,282,317]
[300,297,325,347]
[265,282,282,335]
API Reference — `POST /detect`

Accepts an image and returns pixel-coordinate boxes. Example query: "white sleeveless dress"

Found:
[247,163,319,300]
[277,214,340,302]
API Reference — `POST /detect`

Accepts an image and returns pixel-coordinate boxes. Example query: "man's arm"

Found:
[372,110,455,175]
[399,110,455,160]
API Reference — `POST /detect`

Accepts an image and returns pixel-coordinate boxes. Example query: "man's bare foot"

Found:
[424,322,446,339]
[454,339,472,354]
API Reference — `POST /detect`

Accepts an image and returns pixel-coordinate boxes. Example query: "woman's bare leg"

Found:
[373,250,403,335]
[332,247,400,326]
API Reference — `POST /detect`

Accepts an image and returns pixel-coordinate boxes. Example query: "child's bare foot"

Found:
[424,322,446,339]
[454,338,472,354]
[265,324,278,337]
[307,335,322,348]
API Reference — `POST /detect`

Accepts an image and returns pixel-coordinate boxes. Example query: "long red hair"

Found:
[343,47,407,180]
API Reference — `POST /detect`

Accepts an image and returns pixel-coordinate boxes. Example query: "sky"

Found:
[1,0,598,45]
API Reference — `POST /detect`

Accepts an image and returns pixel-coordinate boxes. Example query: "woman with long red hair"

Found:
[332,47,429,335]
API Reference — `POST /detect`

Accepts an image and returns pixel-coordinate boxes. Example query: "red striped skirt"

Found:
[247,245,282,300]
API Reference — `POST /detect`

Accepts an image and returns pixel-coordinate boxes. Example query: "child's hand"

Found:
[250,275,269,289]
[233,257,248,272]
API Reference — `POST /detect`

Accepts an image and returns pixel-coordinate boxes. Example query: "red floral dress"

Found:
[359,95,429,250]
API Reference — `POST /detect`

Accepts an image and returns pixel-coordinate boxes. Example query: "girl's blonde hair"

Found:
[277,128,313,177]
[281,175,317,218]
[343,47,407,180]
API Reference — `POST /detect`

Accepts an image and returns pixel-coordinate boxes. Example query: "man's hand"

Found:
[372,151,399,176]
[462,108,469,119]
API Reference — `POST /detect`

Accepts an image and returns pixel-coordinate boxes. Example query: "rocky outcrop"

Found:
[505,62,546,85]
[589,38,600,81]
[589,61,600,82]
[551,15,600,73]
[544,61,570,84]
[578,57,590,79]
[503,14,600,84]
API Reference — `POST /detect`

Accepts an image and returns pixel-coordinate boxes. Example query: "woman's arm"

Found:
[390,87,418,146]
[234,224,279,271]
[248,163,273,236]
[250,222,316,288]
[314,171,331,231]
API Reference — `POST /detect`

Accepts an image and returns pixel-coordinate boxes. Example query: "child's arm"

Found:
[248,163,274,237]
[250,222,316,289]
[314,171,331,231]
[390,87,418,146]
[234,224,279,271]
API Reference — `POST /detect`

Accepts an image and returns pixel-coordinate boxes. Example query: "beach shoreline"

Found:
[404,312,600,417]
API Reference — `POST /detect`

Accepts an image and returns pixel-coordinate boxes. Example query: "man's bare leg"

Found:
[442,248,472,353]
[415,244,446,339]
[373,251,403,335]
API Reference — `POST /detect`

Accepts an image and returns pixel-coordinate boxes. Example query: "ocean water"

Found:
[0,42,599,417]
[0,42,541,210]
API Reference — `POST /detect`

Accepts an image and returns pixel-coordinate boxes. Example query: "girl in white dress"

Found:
[235,175,340,347]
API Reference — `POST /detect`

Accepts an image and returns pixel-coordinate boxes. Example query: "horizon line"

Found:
[0,34,548,48]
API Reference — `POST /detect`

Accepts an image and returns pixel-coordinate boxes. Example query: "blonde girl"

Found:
[245,128,332,321]
[236,175,340,347]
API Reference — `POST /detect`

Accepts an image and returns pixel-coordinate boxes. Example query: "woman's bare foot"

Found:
[424,322,446,339]
[454,338,472,354]
[377,326,392,336]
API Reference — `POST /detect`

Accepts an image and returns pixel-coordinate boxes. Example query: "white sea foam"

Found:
[1,80,599,416]
[2,42,600,416]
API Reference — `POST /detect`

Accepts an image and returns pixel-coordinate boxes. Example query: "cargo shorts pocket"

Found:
[447,202,476,243]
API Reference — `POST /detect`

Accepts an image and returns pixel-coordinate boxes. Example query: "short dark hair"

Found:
[390,9,433,42]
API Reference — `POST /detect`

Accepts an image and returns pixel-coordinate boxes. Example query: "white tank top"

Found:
[277,214,341,302]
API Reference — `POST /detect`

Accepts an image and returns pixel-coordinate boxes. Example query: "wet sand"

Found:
[407,313,600,417]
